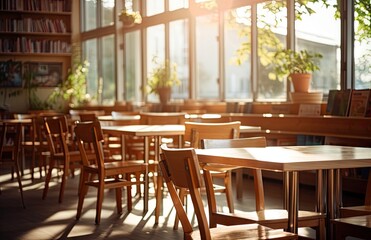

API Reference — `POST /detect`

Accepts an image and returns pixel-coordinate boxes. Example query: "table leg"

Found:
[287,171,299,234]
[335,169,342,217]
[326,169,336,240]
[143,136,149,214]
[316,170,325,214]
[283,171,289,210]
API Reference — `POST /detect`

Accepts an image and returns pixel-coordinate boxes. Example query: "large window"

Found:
[124,31,142,102]
[195,14,219,99]
[295,0,340,92]
[81,0,116,104]
[80,0,366,104]
[354,1,371,89]
[170,19,189,99]
[224,6,252,100]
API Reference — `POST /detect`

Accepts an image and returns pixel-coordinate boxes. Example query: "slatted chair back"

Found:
[44,115,69,157]
[201,137,267,212]
[139,112,186,125]
[160,144,298,240]
[184,121,241,148]
[160,145,211,239]
[74,120,105,169]
[0,121,25,208]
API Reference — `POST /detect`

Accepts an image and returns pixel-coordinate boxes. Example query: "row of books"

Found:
[0,37,71,53]
[0,0,70,12]
[326,89,371,117]
[0,18,68,33]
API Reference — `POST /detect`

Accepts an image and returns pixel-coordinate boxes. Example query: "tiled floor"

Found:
[0,167,364,240]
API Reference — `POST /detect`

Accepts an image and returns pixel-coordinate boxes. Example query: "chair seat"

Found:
[84,160,147,171]
[191,223,297,240]
[213,209,325,229]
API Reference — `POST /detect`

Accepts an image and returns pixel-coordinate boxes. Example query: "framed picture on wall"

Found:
[0,60,23,88]
[24,62,62,87]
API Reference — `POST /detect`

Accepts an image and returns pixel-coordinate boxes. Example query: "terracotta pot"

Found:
[289,73,312,92]
[157,87,171,104]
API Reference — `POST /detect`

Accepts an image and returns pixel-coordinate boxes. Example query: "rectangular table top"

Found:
[101,124,261,137]
[196,145,371,172]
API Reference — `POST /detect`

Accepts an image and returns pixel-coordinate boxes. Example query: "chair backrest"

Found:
[44,115,70,157]
[0,122,22,162]
[184,121,241,148]
[139,112,186,125]
[74,120,105,170]
[160,144,212,240]
[201,137,267,211]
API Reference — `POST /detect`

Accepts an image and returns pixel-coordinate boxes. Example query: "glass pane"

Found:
[125,31,142,102]
[170,19,189,99]
[354,2,371,89]
[224,6,252,100]
[101,35,115,104]
[146,0,164,16]
[147,24,165,102]
[82,0,97,31]
[256,1,286,101]
[195,14,218,99]
[169,0,188,11]
[83,39,98,101]
[295,0,340,93]
[101,0,114,27]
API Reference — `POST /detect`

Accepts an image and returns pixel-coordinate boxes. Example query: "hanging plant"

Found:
[119,9,142,27]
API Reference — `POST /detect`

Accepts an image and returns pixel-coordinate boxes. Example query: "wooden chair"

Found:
[166,121,242,230]
[330,169,371,239]
[201,137,267,211]
[200,137,326,239]
[74,120,147,224]
[42,115,84,203]
[159,145,298,240]
[0,121,25,208]
[140,112,187,223]
[17,114,49,180]
[183,121,241,213]
[339,169,371,218]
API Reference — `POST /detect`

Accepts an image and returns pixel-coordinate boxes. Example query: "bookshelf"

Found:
[0,0,72,89]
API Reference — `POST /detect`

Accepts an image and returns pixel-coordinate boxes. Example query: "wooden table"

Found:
[101,124,262,215]
[102,124,185,214]
[196,145,371,236]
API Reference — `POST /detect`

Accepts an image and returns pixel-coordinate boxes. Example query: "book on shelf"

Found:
[348,89,370,117]
[326,89,338,114]
[331,89,352,116]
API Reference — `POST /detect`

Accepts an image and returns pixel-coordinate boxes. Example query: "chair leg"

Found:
[116,186,123,214]
[14,157,25,208]
[155,174,163,224]
[173,188,187,230]
[42,158,55,200]
[224,170,234,213]
[235,169,243,199]
[58,162,69,203]
[76,172,89,220]
[95,180,105,224]
[126,185,132,212]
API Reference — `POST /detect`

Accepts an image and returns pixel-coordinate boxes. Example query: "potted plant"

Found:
[48,60,90,110]
[271,49,322,92]
[119,9,142,27]
[147,57,181,104]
